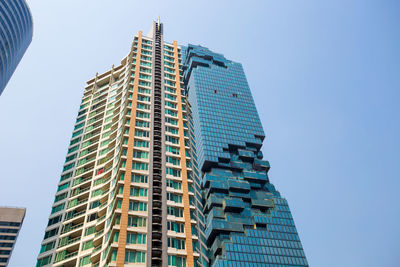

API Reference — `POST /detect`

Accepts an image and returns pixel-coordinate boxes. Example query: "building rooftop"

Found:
[0,207,26,223]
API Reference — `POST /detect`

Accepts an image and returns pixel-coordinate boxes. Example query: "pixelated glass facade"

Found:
[0,0,33,94]
[183,44,308,267]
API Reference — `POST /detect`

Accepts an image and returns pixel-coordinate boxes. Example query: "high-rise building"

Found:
[36,21,207,267]
[0,207,26,266]
[183,45,308,266]
[37,21,307,267]
[0,0,33,95]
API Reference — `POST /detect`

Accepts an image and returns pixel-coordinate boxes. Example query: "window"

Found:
[165,93,176,100]
[167,193,182,203]
[136,111,150,118]
[167,237,185,250]
[113,232,119,242]
[166,135,179,144]
[79,255,91,266]
[36,256,52,267]
[130,187,148,197]
[133,151,149,159]
[137,95,150,102]
[168,255,187,267]
[166,168,181,177]
[74,122,85,130]
[135,130,149,138]
[85,226,95,236]
[91,189,103,197]
[166,145,179,155]
[138,87,151,94]
[51,203,65,214]
[166,156,180,166]
[63,162,75,172]
[167,207,183,217]
[128,216,147,227]
[166,179,181,190]
[128,174,145,184]
[165,109,177,117]
[70,137,81,146]
[0,228,18,234]
[100,140,110,147]
[44,228,59,239]
[60,172,73,182]
[82,240,93,250]
[165,101,177,108]
[47,215,62,227]
[89,200,100,209]
[132,162,149,171]
[57,182,69,192]
[135,120,150,128]
[126,233,146,244]
[166,127,179,135]
[167,221,184,233]
[134,140,149,148]
[129,201,147,211]
[138,80,151,87]
[125,250,146,263]
[165,117,178,126]
[39,241,55,253]
[65,153,77,162]
[54,193,67,203]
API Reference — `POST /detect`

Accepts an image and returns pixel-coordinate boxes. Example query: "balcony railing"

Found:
[64,210,85,221]
[62,223,83,234]
[54,251,78,263]
[58,236,81,248]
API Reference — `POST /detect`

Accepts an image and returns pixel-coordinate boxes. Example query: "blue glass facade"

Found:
[0,0,33,95]
[183,45,264,172]
[183,45,308,266]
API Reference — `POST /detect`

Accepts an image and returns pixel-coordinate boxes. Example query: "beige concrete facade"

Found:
[36,21,207,267]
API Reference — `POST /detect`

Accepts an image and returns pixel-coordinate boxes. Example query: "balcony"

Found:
[251,199,274,209]
[61,222,83,234]
[54,250,78,263]
[67,198,88,209]
[57,236,81,248]
[72,176,92,187]
[71,186,90,197]
[242,170,268,183]
[223,198,245,212]
[64,210,85,221]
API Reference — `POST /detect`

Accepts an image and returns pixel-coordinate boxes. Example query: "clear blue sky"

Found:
[0,0,399,266]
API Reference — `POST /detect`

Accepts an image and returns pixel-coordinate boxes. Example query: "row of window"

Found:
[167,221,185,233]
[0,221,20,227]
[168,237,185,250]
[0,235,16,240]
[126,233,146,244]
[167,192,182,203]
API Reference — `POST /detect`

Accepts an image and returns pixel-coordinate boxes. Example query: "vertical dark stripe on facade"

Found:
[150,22,164,266]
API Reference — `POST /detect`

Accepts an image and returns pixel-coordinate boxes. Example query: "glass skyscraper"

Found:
[37,22,307,267]
[0,0,33,95]
[183,45,308,267]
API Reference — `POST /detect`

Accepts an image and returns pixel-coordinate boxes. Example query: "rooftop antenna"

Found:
[157,15,160,30]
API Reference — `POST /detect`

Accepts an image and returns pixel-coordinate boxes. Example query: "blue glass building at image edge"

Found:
[0,0,33,95]
[183,44,308,267]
